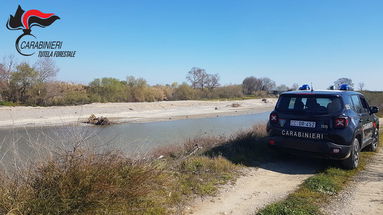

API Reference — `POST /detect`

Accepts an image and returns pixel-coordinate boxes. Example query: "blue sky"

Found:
[1,0,382,90]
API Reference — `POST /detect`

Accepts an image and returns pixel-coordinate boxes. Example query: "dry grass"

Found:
[0,124,269,215]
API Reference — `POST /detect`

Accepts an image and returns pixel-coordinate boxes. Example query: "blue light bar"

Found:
[339,84,353,91]
[299,84,311,90]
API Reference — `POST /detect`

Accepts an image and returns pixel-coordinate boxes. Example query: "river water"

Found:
[0,111,270,171]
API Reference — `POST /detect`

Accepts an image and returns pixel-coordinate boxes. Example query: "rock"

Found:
[231,103,240,107]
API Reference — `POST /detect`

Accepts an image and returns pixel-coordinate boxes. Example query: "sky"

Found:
[1,0,382,90]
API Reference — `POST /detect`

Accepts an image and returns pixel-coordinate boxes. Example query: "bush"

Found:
[173,83,196,100]
[362,91,383,117]
[0,146,240,214]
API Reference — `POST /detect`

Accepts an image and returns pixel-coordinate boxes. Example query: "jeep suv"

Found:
[267,89,380,169]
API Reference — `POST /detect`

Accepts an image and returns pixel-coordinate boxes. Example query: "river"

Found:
[0,111,270,171]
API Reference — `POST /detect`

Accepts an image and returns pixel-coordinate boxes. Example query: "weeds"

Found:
[205,124,276,165]
[0,124,268,215]
[256,135,381,215]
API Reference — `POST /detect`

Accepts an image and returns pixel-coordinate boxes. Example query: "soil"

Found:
[187,156,325,215]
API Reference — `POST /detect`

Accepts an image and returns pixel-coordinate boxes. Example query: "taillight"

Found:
[334,117,349,128]
[270,113,278,123]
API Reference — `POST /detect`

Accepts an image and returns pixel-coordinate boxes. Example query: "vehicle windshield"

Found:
[276,94,343,115]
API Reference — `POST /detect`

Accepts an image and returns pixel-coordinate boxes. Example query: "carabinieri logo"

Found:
[6,5,76,57]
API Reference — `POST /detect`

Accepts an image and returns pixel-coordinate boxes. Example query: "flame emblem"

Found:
[6,5,60,56]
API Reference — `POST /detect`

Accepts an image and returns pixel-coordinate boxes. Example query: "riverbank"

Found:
[0,99,276,128]
[0,124,270,215]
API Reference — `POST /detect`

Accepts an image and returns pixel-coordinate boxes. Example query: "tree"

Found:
[89,77,127,102]
[259,77,276,91]
[0,64,7,101]
[186,67,208,89]
[126,76,148,102]
[206,73,220,90]
[291,83,299,91]
[242,76,261,94]
[0,56,15,101]
[173,83,195,100]
[34,58,58,82]
[358,82,365,91]
[276,84,289,92]
[9,63,39,103]
[334,78,354,89]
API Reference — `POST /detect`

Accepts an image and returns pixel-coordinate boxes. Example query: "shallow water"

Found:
[0,112,270,170]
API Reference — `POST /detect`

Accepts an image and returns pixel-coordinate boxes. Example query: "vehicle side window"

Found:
[350,95,364,113]
[288,98,296,109]
[359,97,370,113]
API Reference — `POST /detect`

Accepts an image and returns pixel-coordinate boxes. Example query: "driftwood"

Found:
[87,114,111,125]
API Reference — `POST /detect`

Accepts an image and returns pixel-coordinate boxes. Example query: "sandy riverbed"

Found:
[0,99,276,128]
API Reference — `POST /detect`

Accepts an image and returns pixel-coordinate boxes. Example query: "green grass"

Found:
[0,101,18,106]
[256,136,381,215]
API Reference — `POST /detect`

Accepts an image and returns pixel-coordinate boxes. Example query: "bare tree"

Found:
[0,56,16,101]
[260,77,276,91]
[186,67,208,89]
[0,55,16,83]
[34,58,58,82]
[242,76,262,94]
[206,73,220,90]
[358,82,365,91]
[334,77,353,89]
[276,84,289,92]
[291,83,299,90]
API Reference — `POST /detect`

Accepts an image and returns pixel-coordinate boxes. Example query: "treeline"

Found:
[0,60,286,106]
[1,58,381,108]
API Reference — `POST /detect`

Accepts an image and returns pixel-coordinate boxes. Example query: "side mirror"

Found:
[370,106,379,114]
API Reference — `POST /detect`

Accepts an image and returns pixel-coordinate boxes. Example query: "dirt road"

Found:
[322,120,383,215]
[322,147,383,215]
[187,157,325,215]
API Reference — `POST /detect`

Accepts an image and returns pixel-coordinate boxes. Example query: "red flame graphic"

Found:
[22,10,55,29]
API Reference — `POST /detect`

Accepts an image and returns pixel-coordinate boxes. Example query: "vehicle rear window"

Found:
[276,94,343,115]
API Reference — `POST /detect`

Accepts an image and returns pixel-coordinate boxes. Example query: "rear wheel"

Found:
[342,138,360,170]
[366,129,379,152]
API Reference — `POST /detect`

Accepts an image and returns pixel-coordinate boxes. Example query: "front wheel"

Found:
[366,129,379,152]
[341,138,360,170]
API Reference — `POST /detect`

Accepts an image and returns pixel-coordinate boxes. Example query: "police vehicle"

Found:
[267,84,380,169]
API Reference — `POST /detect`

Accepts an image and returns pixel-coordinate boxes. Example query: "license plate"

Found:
[290,120,316,128]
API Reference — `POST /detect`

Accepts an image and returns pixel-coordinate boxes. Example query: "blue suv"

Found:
[267,87,380,169]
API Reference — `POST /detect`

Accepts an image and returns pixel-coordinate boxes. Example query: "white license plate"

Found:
[290,120,316,128]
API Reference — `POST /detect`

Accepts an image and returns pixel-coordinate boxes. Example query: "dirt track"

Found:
[187,156,325,215]
[322,119,383,215]
[322,147,383,215]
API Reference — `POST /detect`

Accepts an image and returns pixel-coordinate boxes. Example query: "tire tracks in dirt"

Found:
[187,157,325,215]
[322,147,383,215]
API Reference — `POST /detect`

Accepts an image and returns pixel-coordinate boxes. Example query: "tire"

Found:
[342,138,360,170]
[366,129,379,152]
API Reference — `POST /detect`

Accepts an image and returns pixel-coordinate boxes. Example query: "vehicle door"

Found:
[359,96,375,143]
[350,95,372,146]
